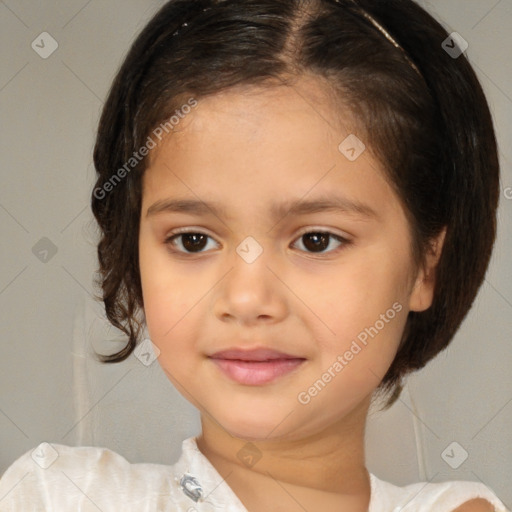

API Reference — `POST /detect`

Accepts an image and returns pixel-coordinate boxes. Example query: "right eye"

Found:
[164,230,220,254]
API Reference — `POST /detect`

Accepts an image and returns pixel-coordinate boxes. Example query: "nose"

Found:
[211,243,289,326]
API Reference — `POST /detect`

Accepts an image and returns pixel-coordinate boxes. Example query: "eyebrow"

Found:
[146,195,378,222]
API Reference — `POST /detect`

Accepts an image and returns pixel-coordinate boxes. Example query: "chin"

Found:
[218,407,317,444]
[210,405,290,441]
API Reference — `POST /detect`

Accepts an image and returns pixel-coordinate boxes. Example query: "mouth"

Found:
[208,347,306,385]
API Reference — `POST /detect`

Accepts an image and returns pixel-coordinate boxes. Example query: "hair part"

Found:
[91,0,500,410]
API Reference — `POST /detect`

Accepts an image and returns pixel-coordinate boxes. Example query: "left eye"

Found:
[164,230,349,255]
[292,231,348,254]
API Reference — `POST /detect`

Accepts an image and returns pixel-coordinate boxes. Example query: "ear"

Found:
[408,226,447,312]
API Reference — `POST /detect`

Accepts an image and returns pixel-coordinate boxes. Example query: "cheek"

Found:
[141,284,203,393]
[139,240,196,350]
[299,252,410,377]
[327,307,406,387]
[141,282,198,355]
[299,308,408,419]
[297,251,409,331]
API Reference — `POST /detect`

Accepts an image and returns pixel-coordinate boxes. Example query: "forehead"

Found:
[141,78,402,223]
[148,76,358,161]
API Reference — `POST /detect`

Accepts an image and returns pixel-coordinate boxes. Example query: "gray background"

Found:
[1,0,511,508]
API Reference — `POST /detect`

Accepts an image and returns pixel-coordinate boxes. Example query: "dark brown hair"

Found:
[91,0,500,409]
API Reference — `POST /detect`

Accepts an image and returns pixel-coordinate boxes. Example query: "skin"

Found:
[138,76,447,511]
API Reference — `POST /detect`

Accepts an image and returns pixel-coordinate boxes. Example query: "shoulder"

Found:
[451,498,496,511]
[0,437,250,511]
[0,442,135,479]
[369,473,508,512]
[0,442,189,511]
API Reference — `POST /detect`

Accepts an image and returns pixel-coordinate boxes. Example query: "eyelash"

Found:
[163,228,351,257]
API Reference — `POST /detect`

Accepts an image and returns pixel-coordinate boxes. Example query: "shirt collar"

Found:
[173,436,380,511]
[172,436,249,511]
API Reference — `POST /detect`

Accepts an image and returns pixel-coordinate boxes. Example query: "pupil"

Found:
[183,233,207,252]
[303,232,329,252]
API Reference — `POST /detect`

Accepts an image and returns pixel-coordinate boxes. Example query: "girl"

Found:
[0,0,508,510]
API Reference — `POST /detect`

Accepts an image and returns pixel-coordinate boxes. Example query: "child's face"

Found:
[139,78,434,441]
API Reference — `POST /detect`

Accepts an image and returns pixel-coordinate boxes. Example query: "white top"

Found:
[0,436,508,511]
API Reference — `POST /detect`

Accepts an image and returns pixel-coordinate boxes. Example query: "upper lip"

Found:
[208,348,305,361]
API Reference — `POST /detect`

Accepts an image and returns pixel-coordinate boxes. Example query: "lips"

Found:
[209,347,303,361]
[208,347,306,385]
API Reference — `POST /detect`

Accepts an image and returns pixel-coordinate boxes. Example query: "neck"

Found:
[195,395,372,511]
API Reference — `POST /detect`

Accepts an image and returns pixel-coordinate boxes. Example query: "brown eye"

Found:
[165,232,218,253]
[292,231,348,254]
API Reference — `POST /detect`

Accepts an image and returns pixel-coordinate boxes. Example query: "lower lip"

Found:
[210,358,305,385]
